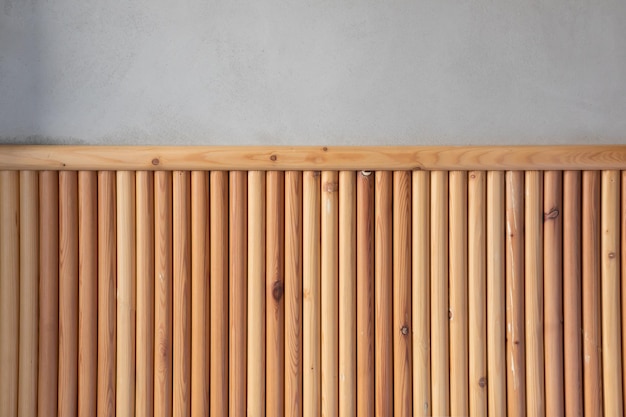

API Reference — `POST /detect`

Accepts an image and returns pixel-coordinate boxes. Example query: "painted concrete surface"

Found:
[1,1,626,145]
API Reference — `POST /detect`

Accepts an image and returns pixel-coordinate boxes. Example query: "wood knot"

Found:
[152,158,160,166]
[322,147,328,152]
[272,281,284,301]
[478,377,487,388]
[401,325,409,336]
[544,207,559,221]
[609,252,616,259]
[313,171,321,177]
[324,182,338,193]
[270,155,277,161]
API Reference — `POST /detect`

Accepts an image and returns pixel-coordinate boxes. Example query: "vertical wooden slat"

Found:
[117,171,136,417]
[357,170,375,417]
[173,171,191,417]
[191,171,209,417]
[544,171,564,416]
[582,171,603,416]
[210,171,229,415]
[285,171,303,417]
[393,171,412,417]
[136,171,155,417]
[375,171,393,417]
[449,171,468,417]
[601,170,623,416]
[154,171,172,417]
[19,171,39,417]
[413,170,431,417]
[487,171,506,416]
[563,171,582,417]
[230,171,247,415]
[0,171,19,417]
[321,170,339,417]
[469,171,487,417]
[623,170,626,408]
[431,170,449,417]
[339,171,356,417]
[303,171,321,417]
[98,171,116,417]
[248,171,266,416]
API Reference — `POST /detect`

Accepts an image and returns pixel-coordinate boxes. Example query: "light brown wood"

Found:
[98,171,116,417]
[230,171,247,415]
[173,171,191,417]
[210,171,228,415]
[623,170,626,410]
[154,171,172,417]
[136,171,155,417]
[375,171,393,417]
[357,170,375,417]
[601,170,624,416]
[117,171,136,417]
[0,171,19,417]
[449,171,468,417]
[393,171,412,417]
[431,170,449,417]
[285,171,303,417]
[582,171,603,417]
[468,171,487,417]
[487,171,506,416]
[4,145,626,171]
[18,171,39,417]
[191,171,209,417]
[412,170,431,417]
[248,171,266,416]
[303,171,321,417]
[321,170,339,417]
[563,171,582,417]
[543,171,564,417]
[266,171,285,417]
[506,171,526,417]
[339,171,356,417]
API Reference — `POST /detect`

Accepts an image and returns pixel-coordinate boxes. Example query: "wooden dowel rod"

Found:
[412,170,431,417]
[582,171,603,416]
[285,171,303,417]
[19,171,39,417]
[622,170,626,408]
[97,171,116,417]
[357,170,375,417]
[248,171,266,416]
[544,171,564,416]
[230,171,247,415]
[601,170,624,416]
[506,170,525,417]
[173,171,191,417]
[375,170,393,416]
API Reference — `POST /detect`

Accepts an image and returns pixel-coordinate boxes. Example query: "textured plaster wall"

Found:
[1,0,626,145]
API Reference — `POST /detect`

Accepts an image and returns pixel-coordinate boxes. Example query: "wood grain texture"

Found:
[412,170,431,417]
[19,171,39,417]
[393,171,412,417]
[563,171,582,417]
[357,171,375,417]
[210,171,228,416]
[468,171,487,417]
[303,171,321,417]
[375,171,393,417]
[321,170,338,417]
[173,171,191,417]
[154,171,173,417]
[136,171,155,417]
[506,171,526,417]
[449,171,468,417]
[0,171,19,417]
[230,171,248,416]
[543,171,564,417]
[430,170,449,417]
[487,171,506,416]
[601,170,624,416]
[582,171,603,417]
[285,171,303,417]
[190,171,209,417]
[248,171,266,416]
[98,171,116,417]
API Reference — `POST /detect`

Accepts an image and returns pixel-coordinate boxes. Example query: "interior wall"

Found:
[1,0,626,146]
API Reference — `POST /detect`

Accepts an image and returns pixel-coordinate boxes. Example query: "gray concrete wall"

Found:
[1,0,625,145]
